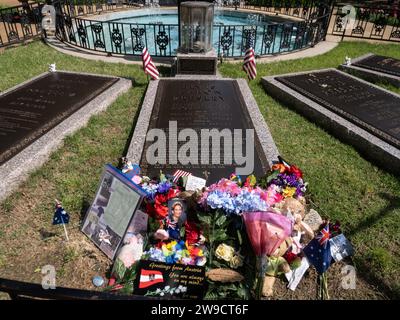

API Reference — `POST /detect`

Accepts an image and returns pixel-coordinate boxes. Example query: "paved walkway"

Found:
[45,36,339,66]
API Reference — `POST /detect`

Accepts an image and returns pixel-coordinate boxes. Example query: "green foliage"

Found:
[204,281,250,300]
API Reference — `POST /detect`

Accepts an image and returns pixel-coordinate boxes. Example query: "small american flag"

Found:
[172,170,192,183]
[243,47,257,80]
[142,47,159,80]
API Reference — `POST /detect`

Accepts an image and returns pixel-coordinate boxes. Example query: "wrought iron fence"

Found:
[328,2,400,42]
[0,2,43,47]
[53,0,331,57]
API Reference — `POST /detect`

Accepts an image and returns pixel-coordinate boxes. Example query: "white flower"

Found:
[181,286,187,293]
[160,292,164,296]
[175,289,180,294]
[156,288,161,293]
[165,285,170,291]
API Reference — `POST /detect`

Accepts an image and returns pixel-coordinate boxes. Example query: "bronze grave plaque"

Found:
[0,72,118,165]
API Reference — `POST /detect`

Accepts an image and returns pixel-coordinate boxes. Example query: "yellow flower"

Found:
[229,255,243,269]
[283,187,296,198]
[215,243,235,262]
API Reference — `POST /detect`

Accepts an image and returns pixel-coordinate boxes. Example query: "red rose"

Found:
[167,188,180,200]
[289,165,303,179]
[283,252,298,264]
[154,202,168,220]
[185,220,200,245]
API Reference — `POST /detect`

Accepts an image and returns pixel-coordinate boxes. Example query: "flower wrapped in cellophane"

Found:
[242,211,293,299]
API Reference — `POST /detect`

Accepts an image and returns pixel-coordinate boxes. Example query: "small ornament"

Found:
[49,63,56,72]
[92,275,105,287]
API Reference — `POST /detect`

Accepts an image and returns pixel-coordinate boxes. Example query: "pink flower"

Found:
[263,185,284,206]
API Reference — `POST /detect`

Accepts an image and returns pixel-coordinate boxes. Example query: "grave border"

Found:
[126,76,280,175]
[0,71,131,202]
[262,68,400,176]
[339,53,400,88]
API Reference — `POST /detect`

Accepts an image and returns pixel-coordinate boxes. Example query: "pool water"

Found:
[74,9,305,57]
[110,9,286,26]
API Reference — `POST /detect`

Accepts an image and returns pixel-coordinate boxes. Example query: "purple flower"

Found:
[157,181,172,194]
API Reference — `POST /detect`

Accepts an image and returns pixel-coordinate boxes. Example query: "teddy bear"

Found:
[280,198,314,240]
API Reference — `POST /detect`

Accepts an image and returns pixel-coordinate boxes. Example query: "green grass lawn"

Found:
[0,40,399,299]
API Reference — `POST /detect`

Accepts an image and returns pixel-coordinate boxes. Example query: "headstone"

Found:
[0,72,118,165]
[176,50,218,75]
[274,70,400,149]
[138,79,271,183]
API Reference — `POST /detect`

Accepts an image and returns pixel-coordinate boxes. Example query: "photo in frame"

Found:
[166,198,187,240]
[81,164,147,259]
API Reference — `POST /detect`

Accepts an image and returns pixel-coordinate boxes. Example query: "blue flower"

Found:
[157,181,172,194]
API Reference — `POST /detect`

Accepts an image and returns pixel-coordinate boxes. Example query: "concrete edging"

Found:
[339,53,400,88]
[261,68,400,176]
[0,71,132,202]
[126,76,280,173]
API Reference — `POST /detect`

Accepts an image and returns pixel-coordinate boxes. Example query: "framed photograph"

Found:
[165,199,187,240]
[167,198,187,227]
[81,164,147,260]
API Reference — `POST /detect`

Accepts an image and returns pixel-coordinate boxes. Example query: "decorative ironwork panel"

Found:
[156,26,169,55]
[8,30,19,42]
[371,15,387,37]
[130,26,145,52]
[220,27,233,52]
[280,24,293,49]
[334,14,345,33]
[20,13,33,37]
[262,25,276,53]
[77,23,87,47]
[242,27,256,51]
[91,24,105,49]
[111,27,123,53]
[294,22,306,49]
[78,6,84,16]
[391,28,400,39]
[352,25,365,35]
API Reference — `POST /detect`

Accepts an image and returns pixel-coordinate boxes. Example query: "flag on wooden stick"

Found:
[142,47,159,80]
[53,200,70,241]
[243,47,257,80]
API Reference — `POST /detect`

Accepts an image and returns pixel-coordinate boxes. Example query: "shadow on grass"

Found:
[347,193,400,238]
[346,193,400,299]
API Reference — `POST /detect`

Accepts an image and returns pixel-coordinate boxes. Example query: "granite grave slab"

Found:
[262,68,400,175]
[126,76,280,184]
[339,53,400,88]
[0,71,131,202]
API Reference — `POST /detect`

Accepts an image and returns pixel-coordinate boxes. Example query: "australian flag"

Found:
[53,204,70,225]
[303,225,333,274]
